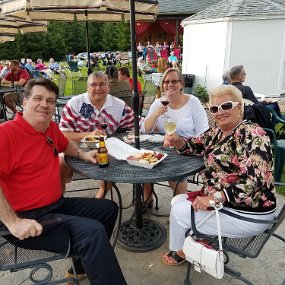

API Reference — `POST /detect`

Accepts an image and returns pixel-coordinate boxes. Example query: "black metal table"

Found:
[65,138,204,252]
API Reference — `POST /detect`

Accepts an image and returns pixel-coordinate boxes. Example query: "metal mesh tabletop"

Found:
[65,141,204,184]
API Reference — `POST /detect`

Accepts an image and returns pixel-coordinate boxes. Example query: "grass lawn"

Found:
[58,61,144,96]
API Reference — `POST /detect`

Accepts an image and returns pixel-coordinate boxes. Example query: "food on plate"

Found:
[127,151,164,164]
[84,136,100,142]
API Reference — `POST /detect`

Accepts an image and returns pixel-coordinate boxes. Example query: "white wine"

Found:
[164,122,176,135]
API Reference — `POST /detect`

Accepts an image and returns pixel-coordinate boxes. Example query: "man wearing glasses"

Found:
[229,65,258,104]
[59,71,135,198]
[0,78,127,285]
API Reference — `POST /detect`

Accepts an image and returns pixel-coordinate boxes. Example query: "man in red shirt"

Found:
[118,66,143,93]
[0,78,127,285]
[1,59,30,116]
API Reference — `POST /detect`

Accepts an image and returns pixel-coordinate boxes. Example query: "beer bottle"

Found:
[97,136,109,168]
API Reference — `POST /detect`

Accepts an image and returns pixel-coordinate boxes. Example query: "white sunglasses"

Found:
[209,101,239,114]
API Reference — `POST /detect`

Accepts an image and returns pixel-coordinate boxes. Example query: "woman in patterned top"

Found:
[162,84,276,266]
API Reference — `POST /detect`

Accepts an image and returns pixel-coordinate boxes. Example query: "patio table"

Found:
[65,136,204,252]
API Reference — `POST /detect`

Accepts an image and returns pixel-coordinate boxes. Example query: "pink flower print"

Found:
[244,197,252,205]
[225,173,239,183]
[263,200,274,207]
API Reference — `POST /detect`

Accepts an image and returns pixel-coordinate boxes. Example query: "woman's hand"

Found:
[154,104,168,117]
[192,195,214,211]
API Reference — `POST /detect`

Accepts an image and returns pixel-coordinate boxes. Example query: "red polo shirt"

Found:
[4,68,30,85]
[0,113,69,212]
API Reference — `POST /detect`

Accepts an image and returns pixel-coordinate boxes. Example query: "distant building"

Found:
[182,0,285,96]
[136,0,220,47]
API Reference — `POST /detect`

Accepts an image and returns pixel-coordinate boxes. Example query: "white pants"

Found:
[169,194,275,251]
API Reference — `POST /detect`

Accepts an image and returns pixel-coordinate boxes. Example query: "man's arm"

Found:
[0,186,42,240]
[1,78,12,86]
[14,78,27,87]
[63,141,98,163]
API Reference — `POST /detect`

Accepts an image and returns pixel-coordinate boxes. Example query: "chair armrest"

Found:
[0,217,64,236]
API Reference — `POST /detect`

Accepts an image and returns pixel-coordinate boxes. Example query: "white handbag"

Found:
[183,204,224,279]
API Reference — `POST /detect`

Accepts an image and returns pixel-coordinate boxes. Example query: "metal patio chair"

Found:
[263,106,285,183]
[0,218,79,284]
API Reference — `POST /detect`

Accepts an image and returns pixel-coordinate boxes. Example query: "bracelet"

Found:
[176,139,187,152]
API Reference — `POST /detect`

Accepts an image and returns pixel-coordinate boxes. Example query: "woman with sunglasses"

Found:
[140,68,209,206]
[161,84,276,266]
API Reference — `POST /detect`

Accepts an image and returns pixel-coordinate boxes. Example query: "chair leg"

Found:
[184,263,192,285]
[224,265,254,285]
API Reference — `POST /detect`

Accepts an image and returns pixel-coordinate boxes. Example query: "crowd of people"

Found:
[0,59,279,284]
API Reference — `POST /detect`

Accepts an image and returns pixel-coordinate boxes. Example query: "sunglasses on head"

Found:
[209,101,239,114]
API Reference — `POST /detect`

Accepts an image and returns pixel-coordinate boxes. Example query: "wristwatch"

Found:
[213,191,223,204]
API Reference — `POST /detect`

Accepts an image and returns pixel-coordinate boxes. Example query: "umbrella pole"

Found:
[130,0,140,150]
[85,10,92,75]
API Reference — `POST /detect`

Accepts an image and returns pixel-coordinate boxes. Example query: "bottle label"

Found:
[98,153,109,165]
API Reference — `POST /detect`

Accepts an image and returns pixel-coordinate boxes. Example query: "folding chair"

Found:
[57,73,67,97]
[72,77,87,95]
[54,95,73,124]
[141,77,159,117]
[66,61,82,78]
[118,52,129,66]
[263,106,285,183]
[0,218,79,284]
[184,205,285,285]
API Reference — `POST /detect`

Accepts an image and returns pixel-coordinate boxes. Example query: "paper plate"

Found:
[148,134,165,143]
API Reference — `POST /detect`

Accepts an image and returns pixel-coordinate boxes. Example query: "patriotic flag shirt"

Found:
[59,92,135,135]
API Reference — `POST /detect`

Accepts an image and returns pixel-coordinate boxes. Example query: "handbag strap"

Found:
[214,204,223,252]
[190,202,223,251]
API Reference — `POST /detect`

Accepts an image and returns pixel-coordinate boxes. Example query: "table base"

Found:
[117,218,167,252]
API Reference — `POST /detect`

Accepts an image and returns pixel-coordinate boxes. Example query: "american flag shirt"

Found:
[59,93,135,135]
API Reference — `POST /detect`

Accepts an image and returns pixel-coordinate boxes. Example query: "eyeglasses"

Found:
[209,101,239,114]
[163,80,180,85]
[89,82,107,88]
[46,136,59,157]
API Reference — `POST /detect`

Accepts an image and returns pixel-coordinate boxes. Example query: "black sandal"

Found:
[162,251,186,266]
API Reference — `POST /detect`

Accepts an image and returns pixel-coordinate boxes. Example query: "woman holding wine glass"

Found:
[140,68,209,206]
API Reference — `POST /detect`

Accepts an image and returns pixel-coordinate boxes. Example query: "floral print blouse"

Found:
[178,121,276,213]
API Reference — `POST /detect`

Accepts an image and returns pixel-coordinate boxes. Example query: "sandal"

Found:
[161,251,186,266]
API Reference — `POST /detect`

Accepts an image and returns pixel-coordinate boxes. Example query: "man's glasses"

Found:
[163,80,180,85]
[89,82,107,88]
[46,136,59,157]
[209,101,239,114]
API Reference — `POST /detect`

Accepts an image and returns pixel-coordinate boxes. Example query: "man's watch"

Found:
[213,191,223,204]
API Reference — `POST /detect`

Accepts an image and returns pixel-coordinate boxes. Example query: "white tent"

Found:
[182,0,285,97]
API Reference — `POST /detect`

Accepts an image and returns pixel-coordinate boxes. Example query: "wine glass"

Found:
[163,117,176,148]
[99,116,108,135]
[160,93,169,117]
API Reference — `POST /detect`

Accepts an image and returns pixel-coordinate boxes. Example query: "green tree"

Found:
[100,23,117,51]
[116,21,130,51]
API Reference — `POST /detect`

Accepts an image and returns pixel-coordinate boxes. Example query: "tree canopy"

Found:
[0,20,131,61]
